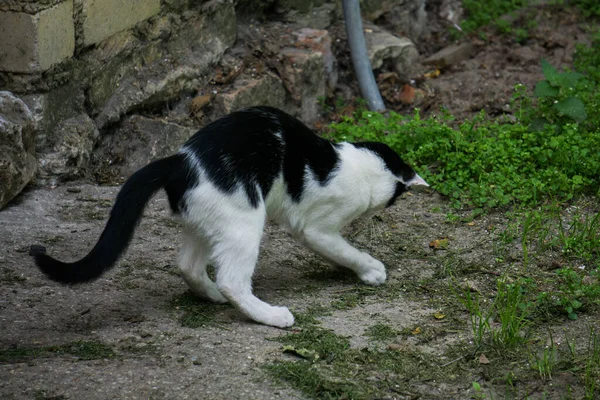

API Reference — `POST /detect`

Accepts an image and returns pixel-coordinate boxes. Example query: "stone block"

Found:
[22,83,86,151]
[93,0,236,128]
[365,27,419,81]
[423,42,476,69]
[0,1,75,73]
[80,0,161,46]
[93,115,196,179]
[37,114,99,185]
[211,73,287,118]
[0,91,37,209]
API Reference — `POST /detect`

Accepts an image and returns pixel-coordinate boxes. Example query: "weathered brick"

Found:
[80,0,161,46]
[0,1,75,73]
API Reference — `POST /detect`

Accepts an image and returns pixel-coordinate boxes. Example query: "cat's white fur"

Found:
[178,143,427,328]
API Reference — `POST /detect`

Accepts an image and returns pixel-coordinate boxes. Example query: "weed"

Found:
[452,281,491,347]
[274,325,350,359]
[530,333,557,380]
[266,324,443,399]
[491,278,531,348]
[169,291,231,328]
[537,266,600,320]
[584,327,600,398]
[365,323,399,341]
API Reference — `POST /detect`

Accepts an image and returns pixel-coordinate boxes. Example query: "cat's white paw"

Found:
[261,306,295,328]
[359,259,386,286]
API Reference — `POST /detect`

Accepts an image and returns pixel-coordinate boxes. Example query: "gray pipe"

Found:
[342,0,385,112]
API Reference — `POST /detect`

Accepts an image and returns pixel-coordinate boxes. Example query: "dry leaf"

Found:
[479,353,490,365]
[433,312,446,320]
[424,69,441,79]
[411,327,422,335]
[429,238,449,250]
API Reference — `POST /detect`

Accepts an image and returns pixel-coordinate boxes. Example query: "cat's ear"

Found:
[405,173,429,187]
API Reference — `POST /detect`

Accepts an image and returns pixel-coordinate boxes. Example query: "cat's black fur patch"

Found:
[386,182,408,208]
[165,157,199,214]
[352,142,416,181]
[182,106,339,205]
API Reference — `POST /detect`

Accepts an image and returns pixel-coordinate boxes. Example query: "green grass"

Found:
[0,340,115,364]
[169,291,231,328]
[265,325,443,399]
[365,323,399,341]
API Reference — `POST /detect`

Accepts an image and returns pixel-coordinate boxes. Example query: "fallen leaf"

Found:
[388,343,403,351]
[190,94,214,114]
[467,221,476,226]
[398,84,416,104]
[433,312,446,320]
[411,327,422,335]
[429,238,449,250]
[424,69,441,79]
[282,345,319,361]
[479,353,490,365]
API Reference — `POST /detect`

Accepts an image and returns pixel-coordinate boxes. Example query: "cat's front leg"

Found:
[299,229,387,286]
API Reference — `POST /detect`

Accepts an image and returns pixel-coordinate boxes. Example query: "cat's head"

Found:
[352,142,428,207]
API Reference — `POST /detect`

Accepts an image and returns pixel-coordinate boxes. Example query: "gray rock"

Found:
[367,0,428,40]
[211,73,288,118]
[277,28,337,124]
[93,0,237,129]
[281,2,338,30]
[0,91,37,209]
[37,114,99,185]
[365,26,419,81]
[21,83,86,151]
[423,42,476,68]
[93,115,197,179]
[279,47,326,124]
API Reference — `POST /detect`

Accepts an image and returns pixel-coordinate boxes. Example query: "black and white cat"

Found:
[33,106,428,328]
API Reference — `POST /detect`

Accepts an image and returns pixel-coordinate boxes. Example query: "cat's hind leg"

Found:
[299,227,386,286]
[210,208,294,328]
[178,228,228,303]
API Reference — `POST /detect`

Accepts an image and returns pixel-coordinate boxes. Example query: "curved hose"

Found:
[342,0,385,112]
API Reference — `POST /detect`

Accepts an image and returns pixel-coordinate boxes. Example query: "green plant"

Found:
[491,279,532,347]
[537,267,600,320]
[452,280,491,347]
[584,327,600,399]
[531,59,587,129]
[530,332,557,380]
[571,0,600,17]
[458,0,528,36]
[472,381,488,399]
[558,211,600,261]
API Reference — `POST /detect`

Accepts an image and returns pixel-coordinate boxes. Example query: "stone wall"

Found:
[0,0,432,208]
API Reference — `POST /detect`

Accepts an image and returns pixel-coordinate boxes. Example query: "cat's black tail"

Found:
[33,154,185,284]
